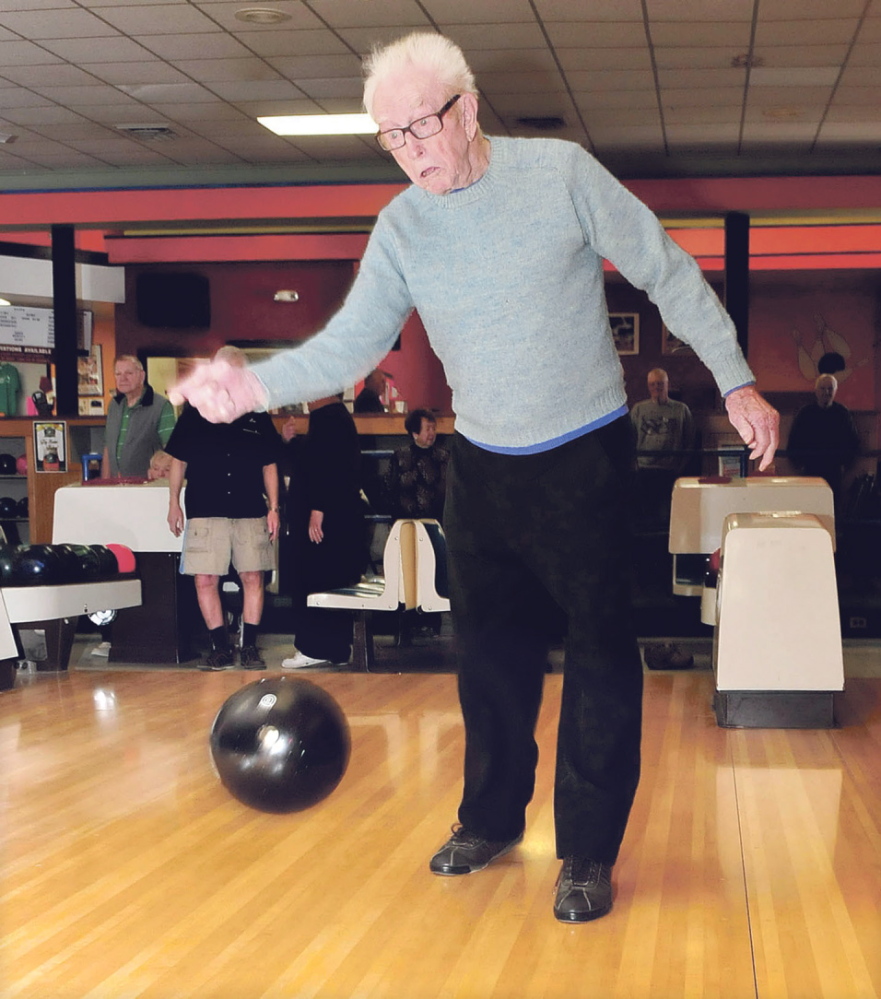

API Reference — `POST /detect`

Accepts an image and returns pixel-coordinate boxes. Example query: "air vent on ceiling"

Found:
[515,116,566,131]
[117,125,178,142]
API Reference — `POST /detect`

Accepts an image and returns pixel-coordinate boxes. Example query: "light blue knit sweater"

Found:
[253,137,753,451]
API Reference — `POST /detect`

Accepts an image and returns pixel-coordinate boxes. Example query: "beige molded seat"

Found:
[413,519,451,614]
[306,519,418,670]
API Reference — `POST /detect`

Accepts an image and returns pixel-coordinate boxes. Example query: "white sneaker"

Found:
[281,651,329,669]
[91,641,111,658]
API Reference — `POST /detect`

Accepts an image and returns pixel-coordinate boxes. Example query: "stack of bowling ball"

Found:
[0,543,136,587]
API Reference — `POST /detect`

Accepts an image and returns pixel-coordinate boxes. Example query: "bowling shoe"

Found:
[552,857,613,922]
[239,645,266,670]
[429,825,524,876]
[199,648,236,671]
[281,649,349,669]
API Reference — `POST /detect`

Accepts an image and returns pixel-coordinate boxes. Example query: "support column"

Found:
[724,211,750,359]
[51,224,78,417]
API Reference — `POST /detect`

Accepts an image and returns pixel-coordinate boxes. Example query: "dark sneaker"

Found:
[553,857,613,922]
[239,645,266,670]
[429,825,523,876]
[198,648,235,672]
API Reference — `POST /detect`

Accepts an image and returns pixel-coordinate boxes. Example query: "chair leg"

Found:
[351,611,376,672]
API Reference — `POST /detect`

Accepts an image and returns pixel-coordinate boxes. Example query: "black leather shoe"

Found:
[553,857,613,922]
[429,825,523,876]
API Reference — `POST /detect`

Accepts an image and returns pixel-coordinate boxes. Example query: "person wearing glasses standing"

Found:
[171,32,779,923]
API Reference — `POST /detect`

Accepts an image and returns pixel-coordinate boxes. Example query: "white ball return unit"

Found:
[669,476,843,728]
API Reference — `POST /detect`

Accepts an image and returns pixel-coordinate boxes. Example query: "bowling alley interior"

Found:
[2,3,881,997]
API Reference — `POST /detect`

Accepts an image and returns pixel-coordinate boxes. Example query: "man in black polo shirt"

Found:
[166,347,281,671]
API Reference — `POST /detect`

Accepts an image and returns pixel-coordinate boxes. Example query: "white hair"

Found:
[363,32,476,120]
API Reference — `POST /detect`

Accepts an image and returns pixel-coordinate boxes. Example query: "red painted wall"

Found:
[115,259,453,413]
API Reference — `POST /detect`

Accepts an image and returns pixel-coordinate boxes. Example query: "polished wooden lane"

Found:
[2,667,880,999]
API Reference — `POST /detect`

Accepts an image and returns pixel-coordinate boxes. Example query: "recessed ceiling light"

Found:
[0,132,16,144]
[258,113,376,137]
[235,7,293,25]
[0,298,11,307]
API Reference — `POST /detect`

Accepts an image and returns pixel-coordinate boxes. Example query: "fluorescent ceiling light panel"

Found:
[258,113,375,136]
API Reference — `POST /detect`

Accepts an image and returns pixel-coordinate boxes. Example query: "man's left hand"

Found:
[725,385,779,471]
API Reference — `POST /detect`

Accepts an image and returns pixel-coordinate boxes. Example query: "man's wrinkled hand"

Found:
[724,385,780,472]
[168,359,268,424]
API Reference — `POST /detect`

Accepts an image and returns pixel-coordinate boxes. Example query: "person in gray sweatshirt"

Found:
[171,31,779,924]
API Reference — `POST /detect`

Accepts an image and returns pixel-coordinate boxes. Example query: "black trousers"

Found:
[445,417,643,863]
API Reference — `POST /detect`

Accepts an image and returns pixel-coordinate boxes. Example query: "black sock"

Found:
[209,626,230,652]
[242,623,258,647]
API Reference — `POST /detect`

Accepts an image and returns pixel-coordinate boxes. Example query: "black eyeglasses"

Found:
[376,94,461,152]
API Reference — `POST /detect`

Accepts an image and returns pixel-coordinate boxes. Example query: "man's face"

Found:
[414,418,437,448]
[372,70,474,196]
[815,379,836,408]
[115,361,144,396]
[647,373,669,403]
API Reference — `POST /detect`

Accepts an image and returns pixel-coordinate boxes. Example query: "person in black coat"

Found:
[281,394,367,668]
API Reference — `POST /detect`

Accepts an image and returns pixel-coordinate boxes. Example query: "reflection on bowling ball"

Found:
[0,454,16,475]
[55,543,103,582]
[89,545,119,579]
[0,496,18,518]
[0,544,66,586]
[210,677,350,814]
[16,455,27,476]
[16,497,27,518]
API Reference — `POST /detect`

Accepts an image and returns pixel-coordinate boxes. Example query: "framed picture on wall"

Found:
[609,313,639,356]
[662,323,695,356]
[77,343,103,395]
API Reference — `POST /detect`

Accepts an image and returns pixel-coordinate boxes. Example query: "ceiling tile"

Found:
[749,67,841,87]
[0,39,63,66]
[0,8,121,39]
[746,85,837,106]
[0,63,104,86]
[266,54,364,79]
[88,61,193,86]
[544,21,648,47]
[753,44,851,68]
[556,47,653,72]
[236,29,352,58]
[169,58,285,84]
[666,123,741,142]
[92,3,221,35]
[817,121,881,140]
[295,77,365,100]
[478,71,566,95]
[573,90,659,111]
[39,35,156,62]
[758,0,867,18]
[565,69,656,91]
[654,46,744,69]
[658,68,748,89]
[421,0,535,23]
[848,40,881,65]
[661,87,746,107]
[30,85,139,105]
[838,65,881,86]
[0,88,53,108]
[825,102,881,121]
[858,16,881,42]
[204,79,308,102]
[194,1,324,31]
[140,32,254,60]
[534,0,643,21]
[648,0,754,20]
[753,19,859,46]
[649,22,753,47]
[116,82,216,102]
[466,48,560,74]
[829,85,880,104]
[432,23,548,49]
[310,0,432,28]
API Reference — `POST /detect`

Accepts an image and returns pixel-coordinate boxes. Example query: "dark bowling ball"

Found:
[16,496,27,518]
[89,545,119,579]
[0,453,16,475]
[9,544,66,586]
[0,546,16,586]
[55,543,103,582]
[0,496,18,518]
[210,677,350,814]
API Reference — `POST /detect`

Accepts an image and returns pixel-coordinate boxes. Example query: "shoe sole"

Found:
[430,834,524,876]
[553,901,612,923]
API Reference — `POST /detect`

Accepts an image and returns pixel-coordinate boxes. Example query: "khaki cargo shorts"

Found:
[181,517,274,576]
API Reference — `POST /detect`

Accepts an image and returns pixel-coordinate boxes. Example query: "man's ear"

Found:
[460,92,480,141]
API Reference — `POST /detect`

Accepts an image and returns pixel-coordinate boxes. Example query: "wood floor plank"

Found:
[2,665,880,998]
